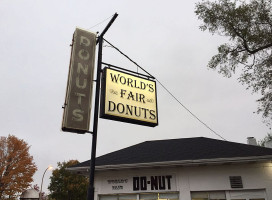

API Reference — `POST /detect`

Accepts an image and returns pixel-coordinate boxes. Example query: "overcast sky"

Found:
[0,0,270,195]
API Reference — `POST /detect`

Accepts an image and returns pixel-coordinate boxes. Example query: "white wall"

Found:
[94,162,272,200]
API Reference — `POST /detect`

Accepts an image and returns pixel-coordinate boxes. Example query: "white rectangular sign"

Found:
[101,175,176,193]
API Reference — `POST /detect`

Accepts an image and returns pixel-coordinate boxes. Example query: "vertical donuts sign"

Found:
[62,28,96,133]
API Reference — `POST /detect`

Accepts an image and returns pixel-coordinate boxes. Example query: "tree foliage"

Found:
[0,135,37,199]
[258,132,272,146]
[48,160,88,200]
[195,0,272,124]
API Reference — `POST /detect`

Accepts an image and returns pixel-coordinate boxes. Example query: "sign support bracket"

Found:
[87,13,118,200]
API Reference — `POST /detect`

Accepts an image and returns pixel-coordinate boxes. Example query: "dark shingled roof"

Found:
[72,137,272,168]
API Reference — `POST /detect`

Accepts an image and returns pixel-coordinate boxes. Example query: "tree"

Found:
[0,135,37,199]
[195,0,272,125]
[258,132,272,146]
[48,160,88,200]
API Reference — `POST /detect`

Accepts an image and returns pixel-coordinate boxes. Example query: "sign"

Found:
[100,68,158,127]
[102,175,176,193]
[62,28,96,133]
[132,175,173,191]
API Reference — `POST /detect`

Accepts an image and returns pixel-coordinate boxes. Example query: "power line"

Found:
[87,14,115,30]
[103,38,227,141]
[103,39,155,79]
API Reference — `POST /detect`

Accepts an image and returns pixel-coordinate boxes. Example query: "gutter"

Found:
[67,155,272,173]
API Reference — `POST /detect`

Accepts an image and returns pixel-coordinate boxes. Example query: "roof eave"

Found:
[67,155,272,173]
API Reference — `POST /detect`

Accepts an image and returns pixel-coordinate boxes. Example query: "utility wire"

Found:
[103,38,227,141]
[87,14,115,30]
[104,39,155,79]
[155,79,227,141]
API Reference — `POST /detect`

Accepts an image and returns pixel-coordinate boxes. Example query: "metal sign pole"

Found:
[87,13,118,200]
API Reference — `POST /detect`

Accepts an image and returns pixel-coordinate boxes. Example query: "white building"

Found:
[69,137,272,200]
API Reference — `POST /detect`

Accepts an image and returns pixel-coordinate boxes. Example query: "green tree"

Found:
[48,160,88,200]
[195,0,272,124]
[259,133,272,146]
[0,135,37,199]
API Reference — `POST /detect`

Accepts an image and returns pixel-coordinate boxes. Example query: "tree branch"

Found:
[250,43,272,54]
[231,25,272,54]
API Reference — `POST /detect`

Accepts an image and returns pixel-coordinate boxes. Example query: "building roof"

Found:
[70,137,272,170]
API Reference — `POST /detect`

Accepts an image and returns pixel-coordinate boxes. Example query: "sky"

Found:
[0,0,270,195]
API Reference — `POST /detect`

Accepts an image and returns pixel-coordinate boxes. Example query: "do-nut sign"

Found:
[62,28,96,133]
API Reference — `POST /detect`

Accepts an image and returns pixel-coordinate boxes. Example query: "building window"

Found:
[229,199,265,200]
[249,199,265,200]
[191,191,226,200]
[119,194,138,200]
[100,192,179,200]
[140,193,158,200]
[100,194,137,200]
[159,193,179,200]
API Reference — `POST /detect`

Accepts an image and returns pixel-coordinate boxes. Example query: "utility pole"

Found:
[87,13,118,200]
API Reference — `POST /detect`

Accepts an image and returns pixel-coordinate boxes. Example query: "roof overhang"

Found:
[67,155,272,175]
